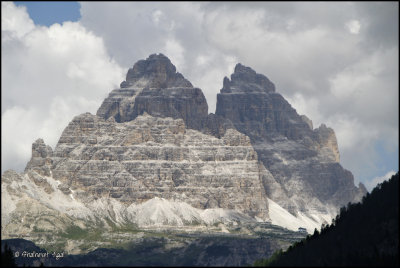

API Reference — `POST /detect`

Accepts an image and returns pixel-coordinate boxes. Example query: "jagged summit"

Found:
[120,53,192,89]
[217,64,309,141]
[97,53,207,128]
[24,138,53,176]
[222,63,275,94]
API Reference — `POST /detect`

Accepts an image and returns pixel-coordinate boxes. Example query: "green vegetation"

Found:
[104,217,117,230]
[32,226,47,233]
[254,172,399,267]
[35,220,145,253]
[19,211,306,265]
[59,225,88,240]
[115,222,141,233]
[186,219,202,226]
[254,249,282,266]
[212,221,221,227]
[42,241,67,253]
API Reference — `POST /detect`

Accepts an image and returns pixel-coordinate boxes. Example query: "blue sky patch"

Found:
[14,1,81,26]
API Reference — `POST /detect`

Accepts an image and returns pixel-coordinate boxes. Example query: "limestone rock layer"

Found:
[50,112,268,220]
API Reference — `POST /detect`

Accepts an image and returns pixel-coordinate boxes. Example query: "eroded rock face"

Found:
[216,63,366,214]
[221,63,276,94]
[121,53,193,89]
[24,139,53,177]
[216,64,311,141]
[97,54,209,131]
[47,113,269,220]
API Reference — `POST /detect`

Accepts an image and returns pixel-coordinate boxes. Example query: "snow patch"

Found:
[267,198,332,233]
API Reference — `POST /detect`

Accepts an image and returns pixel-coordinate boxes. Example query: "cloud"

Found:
[164,38,185,72]
[1,2,124,173]
[1,2,34,39]
[345,20,361,34]
[2,106,38,172]
[365,170,397,192]
[2,2,398,189]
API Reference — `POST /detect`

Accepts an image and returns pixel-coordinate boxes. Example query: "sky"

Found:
[2,1,398,191]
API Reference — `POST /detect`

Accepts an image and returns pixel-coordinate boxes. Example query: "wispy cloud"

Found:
[365,170,397,192]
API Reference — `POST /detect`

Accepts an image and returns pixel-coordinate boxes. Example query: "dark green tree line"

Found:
[254,172,399,267]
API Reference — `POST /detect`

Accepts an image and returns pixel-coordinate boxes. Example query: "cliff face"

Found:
[49,112,268,220]
[216,63,365,215]
[2,54,366,239]
[216,63,309,141]
[96,54,209,131]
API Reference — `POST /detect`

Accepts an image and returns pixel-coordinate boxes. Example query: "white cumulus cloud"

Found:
[1,2,124,173]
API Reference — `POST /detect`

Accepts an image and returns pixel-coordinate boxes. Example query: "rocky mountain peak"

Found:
[31,139,51,157]
[2,54,367,247]
[24,138,53,176]
[358,182,368,194]
[120,53,192,89]
[221,63,275,94]
[97,53,209,131]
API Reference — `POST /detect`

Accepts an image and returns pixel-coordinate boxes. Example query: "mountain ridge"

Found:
[2,54,366,250]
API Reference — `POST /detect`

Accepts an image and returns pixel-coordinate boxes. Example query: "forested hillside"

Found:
[255,172,399,266]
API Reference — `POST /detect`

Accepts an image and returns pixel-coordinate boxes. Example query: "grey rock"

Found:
[216,67,311,141]
[49,112,269,220]
[300,115,313,130]
[25,138,53,177]
[215,63,366,214]
[57,183,72,195]
[122,53,193,89]
[221,63,275,94]
[27,171,54,194]
[97,54,209,133]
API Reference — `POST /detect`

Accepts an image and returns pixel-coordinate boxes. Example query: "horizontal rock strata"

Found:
[40,113,269,220]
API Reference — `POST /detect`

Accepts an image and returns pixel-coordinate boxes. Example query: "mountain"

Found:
[2,53,366,258]
[216,62,367,222]
[254,172,399,266]
[96,54,208,131]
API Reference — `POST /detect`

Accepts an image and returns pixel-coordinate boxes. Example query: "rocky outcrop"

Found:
[221,63,276,94]
[121,53,193,89]
[24,138,53,177]
[215,63,366,215]
[45,112,269,220]
[97,54,209,131]
[314,124,340,162]
[96,53,233,137]
[216,64,312,141]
